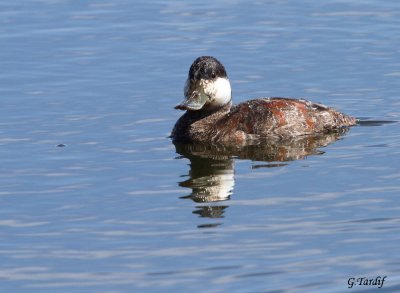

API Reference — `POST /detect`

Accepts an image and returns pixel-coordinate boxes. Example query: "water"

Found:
[1,0,399,292]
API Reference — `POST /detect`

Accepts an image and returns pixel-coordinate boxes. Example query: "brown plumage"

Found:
[172,97,356,144]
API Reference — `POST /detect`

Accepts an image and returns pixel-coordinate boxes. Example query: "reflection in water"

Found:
[178,149,235,203]
[192,205,229,218]
[174,130,348,222]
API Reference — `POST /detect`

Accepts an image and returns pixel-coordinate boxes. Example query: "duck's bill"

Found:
[174,91,207,111]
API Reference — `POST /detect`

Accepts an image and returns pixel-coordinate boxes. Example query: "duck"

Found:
[171,56,356,144]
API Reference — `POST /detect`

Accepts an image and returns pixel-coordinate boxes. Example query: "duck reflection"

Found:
[174,130,348,221]
[177,147,235,203]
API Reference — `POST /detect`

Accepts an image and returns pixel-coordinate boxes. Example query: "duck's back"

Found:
[219,97,356,140]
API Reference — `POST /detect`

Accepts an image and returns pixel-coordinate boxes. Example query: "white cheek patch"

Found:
[183,78,190,97]
[202,77,232,107]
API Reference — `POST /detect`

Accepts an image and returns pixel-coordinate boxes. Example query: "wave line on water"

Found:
[356,118,398,126]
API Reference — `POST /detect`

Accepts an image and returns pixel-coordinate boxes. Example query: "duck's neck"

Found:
[192,101,232,118]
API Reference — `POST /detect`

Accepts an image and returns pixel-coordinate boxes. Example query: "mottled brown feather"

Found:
[171,97,356,144]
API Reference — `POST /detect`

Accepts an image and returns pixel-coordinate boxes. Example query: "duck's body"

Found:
[172,97,355,143]
[172,56,356,144]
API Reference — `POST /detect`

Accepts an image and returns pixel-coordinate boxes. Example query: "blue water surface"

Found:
[1,0,399,292]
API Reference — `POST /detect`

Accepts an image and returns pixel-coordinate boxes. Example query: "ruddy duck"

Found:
[172,56,356,144]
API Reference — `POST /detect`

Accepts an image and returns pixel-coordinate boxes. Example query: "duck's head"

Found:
[175,56,232,111]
